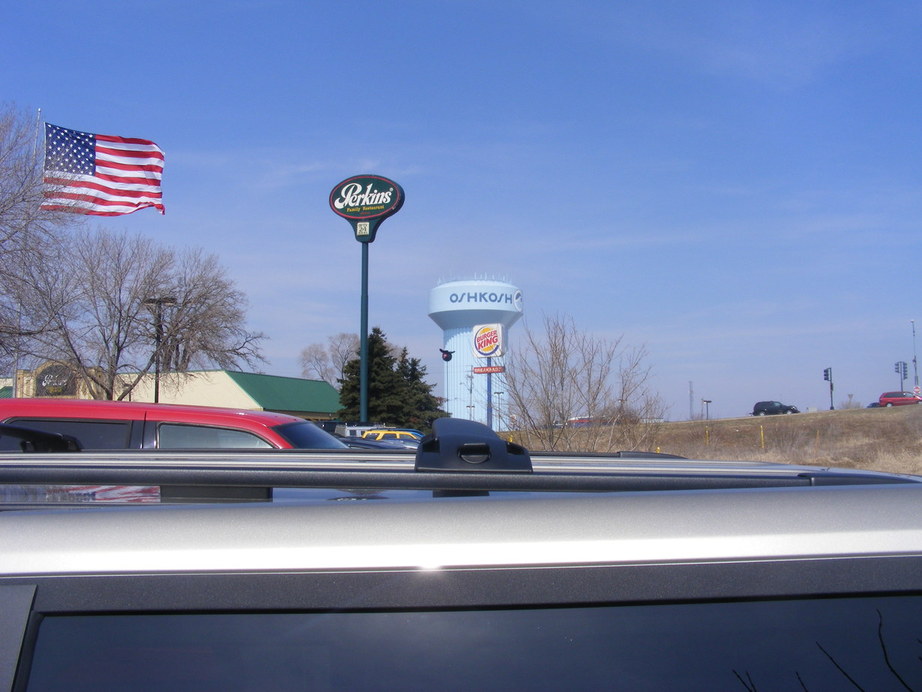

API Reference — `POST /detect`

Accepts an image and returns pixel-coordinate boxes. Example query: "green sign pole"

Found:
[329,175,405,423]
[359,242,370,422]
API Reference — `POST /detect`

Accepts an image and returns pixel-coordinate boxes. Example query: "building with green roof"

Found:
[137,370,341,420]
[12,367,340,421]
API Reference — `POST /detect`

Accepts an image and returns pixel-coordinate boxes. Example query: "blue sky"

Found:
[6,1,922,419]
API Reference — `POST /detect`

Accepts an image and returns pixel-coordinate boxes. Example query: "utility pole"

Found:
[494,391,504,431]
[465,373,475,420]
[912,320,919,390]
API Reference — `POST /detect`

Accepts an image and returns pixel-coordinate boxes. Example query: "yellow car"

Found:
[361,429,422,444]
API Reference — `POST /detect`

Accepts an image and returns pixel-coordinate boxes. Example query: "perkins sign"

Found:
[329,175,405,243]
[472,324,504,358]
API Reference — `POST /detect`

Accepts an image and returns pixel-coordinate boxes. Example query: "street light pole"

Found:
[144,296,176,403]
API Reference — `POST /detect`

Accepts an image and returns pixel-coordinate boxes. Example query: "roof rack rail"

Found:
[611,450,686,459]
[0,417,919,502]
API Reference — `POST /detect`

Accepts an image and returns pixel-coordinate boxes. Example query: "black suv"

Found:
[3,418,922,689]
[753,400,800,415]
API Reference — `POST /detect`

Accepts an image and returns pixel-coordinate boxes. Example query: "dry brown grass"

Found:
[641,406,922,475]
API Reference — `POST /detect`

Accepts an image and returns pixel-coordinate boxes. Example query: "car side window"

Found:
[23,595,922,690]
[0,418,132,450]
[157,423,274,449]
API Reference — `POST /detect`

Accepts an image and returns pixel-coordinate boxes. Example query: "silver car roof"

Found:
[3,453,922,576]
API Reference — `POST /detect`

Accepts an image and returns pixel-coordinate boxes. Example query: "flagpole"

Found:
[12,108,43,398]
[29,108,43,171]
[33,108,42,158]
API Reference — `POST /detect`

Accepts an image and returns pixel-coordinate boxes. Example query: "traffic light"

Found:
[439,348,454,362]
[823,367,834,410]
[895,361,909,380]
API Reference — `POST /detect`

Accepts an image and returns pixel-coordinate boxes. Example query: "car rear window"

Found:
[23,595,922,690]
[0,418,132,450]
[272,421,347,449]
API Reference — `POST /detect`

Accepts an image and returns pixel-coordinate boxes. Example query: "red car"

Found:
[0,399,347,503]
[878,391,922,407]
[0,399,345,451]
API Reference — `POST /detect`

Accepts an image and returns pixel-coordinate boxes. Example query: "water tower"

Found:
[429,279,523,426]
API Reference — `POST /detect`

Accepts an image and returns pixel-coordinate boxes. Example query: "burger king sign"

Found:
[472,324,504,358]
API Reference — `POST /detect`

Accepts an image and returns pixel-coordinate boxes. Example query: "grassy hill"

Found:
[644,405,922,475]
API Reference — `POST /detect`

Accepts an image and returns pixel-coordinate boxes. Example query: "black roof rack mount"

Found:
[414,418,532,473]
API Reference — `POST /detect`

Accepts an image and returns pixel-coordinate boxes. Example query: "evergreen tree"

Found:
[338,328,447,430]
[395,348,449,431]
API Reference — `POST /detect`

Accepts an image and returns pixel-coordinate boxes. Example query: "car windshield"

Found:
[272,421,348,449]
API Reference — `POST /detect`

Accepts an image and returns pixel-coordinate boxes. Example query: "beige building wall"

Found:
[10,366,338,418]
[125,372,260,410]
[12,368,262,411]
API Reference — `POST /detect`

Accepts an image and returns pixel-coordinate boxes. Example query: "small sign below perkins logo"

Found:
[473,324,504,358]
[330,175,405,243]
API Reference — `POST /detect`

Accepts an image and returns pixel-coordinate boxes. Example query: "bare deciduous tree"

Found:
[0,105,51,249]
[299,332,359,390]
[0,104,75,365]
[159,249,264,373]
[17,229,264,399]
[328,332,360,383]
[503,314,665,452]
[300,343,334,384]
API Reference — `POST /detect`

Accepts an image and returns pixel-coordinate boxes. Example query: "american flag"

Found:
[42,123,165,216]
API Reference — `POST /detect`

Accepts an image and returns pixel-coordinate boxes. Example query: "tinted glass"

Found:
[0,419,131,450]
[272,421,347,449]
[157,424,273,449]
[25,596,922,691]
